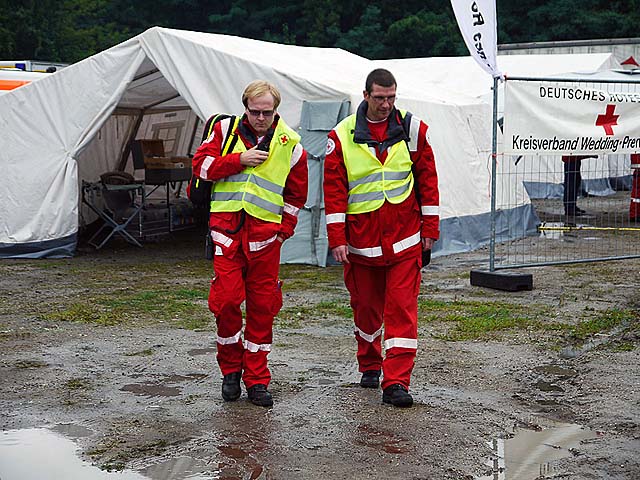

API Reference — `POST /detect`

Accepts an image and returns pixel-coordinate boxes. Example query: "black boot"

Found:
[247,384,273,407]
[382,384,413,408]
[221,372,241,401]
[360,370,381,388]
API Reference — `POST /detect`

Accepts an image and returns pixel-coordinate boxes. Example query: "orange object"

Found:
[0,79,30,90]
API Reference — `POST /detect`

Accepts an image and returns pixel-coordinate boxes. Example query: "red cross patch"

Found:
[279,134,289,145]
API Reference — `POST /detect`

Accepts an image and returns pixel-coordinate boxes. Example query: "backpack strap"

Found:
[201,113,240,156]
[221,116,240,155]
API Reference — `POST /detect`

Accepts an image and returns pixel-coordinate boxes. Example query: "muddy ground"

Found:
[1,228,639,479]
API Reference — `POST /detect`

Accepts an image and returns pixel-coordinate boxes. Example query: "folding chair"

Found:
[82,172,144,249]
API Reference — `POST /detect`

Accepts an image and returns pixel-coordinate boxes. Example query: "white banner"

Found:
[503,81,640,155]
[450,0,501,78]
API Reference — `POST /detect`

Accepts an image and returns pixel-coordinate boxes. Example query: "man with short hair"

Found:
[192,80,308,407]
[323,68,440,408]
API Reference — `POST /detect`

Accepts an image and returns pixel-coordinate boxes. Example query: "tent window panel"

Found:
[151,121,184,157]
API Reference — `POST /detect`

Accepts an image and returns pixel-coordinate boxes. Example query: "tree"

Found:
[386,10,465,58]
[334,5,386,59]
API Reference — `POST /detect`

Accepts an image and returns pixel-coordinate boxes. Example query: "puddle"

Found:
[538,222,564,240]
[559,324,628,359]
[0,426,217,480]
[533,365,577,379]
[121,383,182,397]
[477,416,597,479]
[354,424,409,454]
[533,380,564,392]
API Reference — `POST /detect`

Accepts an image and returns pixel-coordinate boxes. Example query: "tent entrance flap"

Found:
[281,100,350,267]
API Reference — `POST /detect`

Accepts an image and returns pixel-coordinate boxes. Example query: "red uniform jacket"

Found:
[192,115,308,256]
[324,104,439,266]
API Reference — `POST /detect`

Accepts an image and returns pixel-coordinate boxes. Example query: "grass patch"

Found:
[15,359,48,369]
[276,300,352,328]
[45,303,122,326]
[279,265,343,292]
[570,308,638,340]
[44,287,211,329]
[419,298,639,343]
[418,298,552,341]
[65,377,92,390]
[125,348,154,357]
[610,342,636,352]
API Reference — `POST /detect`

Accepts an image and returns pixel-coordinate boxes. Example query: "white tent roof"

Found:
[0,27,532,259]
[381,52,619,100]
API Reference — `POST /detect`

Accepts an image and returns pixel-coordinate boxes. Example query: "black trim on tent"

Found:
[0,233,77,259]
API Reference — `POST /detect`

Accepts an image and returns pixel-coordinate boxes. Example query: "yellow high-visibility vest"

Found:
[334,112,414,214]
[210,118,300,223]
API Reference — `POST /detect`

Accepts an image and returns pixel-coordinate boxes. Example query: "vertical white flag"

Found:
[450,0,501,78]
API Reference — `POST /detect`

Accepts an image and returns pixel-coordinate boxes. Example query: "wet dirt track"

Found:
[1,230,639,479]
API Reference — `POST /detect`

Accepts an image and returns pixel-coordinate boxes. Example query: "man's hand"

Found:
[240,146,269,167]
[332,245,349,264]
[422,238,434,251]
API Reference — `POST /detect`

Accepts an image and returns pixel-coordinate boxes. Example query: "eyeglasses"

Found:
[369,95,396,104]
[246,109,275,118]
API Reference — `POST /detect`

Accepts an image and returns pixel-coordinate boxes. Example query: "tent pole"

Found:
[489,75,498,272]
[117,110,145,171]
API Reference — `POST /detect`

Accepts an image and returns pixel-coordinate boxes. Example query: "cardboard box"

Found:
[132,139,165,169]
[132,140,191,180]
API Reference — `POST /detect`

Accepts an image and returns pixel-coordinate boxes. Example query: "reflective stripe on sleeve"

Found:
[355,326,383,343]
[291,144,304,168]
[384,337,417,350]
[326,213,346,224]
[217,329,242,345]
[244,340,272,353]
[283,203,300,216]
[201,155,215,177]
[408,116,421,152]
[421,205,439,216]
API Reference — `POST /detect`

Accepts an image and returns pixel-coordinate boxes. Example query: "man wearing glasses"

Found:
[323,69,439,407]
[192,80,308,407]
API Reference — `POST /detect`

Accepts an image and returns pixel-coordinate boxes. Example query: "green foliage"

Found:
[1,1,638,66]
[386,11,464,58]
[44,287,211,329]
[418,297,638,344]
[570,308,637,340]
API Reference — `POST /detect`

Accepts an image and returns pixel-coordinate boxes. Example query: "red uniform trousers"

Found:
[344,256,421,391]
[208,235,283,389]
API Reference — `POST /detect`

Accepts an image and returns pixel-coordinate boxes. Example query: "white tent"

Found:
[0,27,537,261]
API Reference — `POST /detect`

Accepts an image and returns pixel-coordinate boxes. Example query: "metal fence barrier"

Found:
[489,75,640,273]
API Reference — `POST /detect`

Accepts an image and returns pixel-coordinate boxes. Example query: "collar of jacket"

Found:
[239,114,279,146]
[353,100,408,151]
